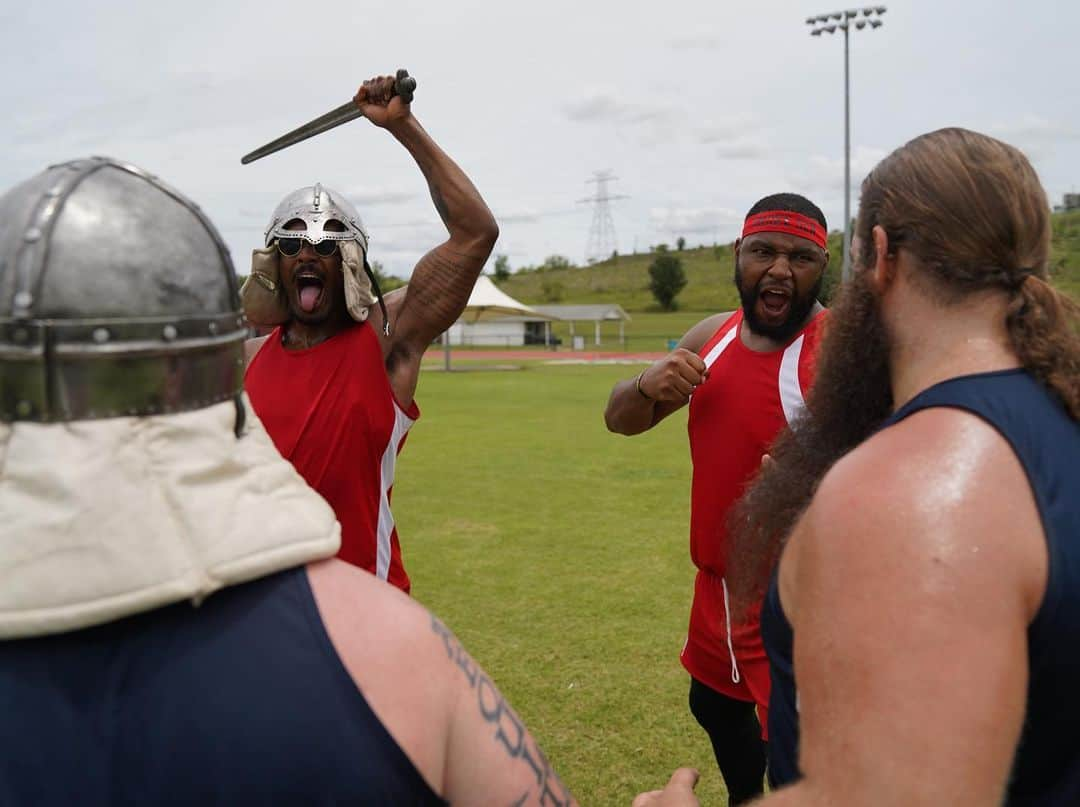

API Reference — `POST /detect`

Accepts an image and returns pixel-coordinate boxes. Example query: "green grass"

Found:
[395,364,731,806]
[389,212,1080,805]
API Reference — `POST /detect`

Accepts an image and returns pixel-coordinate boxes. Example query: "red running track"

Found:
[422,348,666,362]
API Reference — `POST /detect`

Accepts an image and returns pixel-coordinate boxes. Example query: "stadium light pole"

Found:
[807,7,886,281]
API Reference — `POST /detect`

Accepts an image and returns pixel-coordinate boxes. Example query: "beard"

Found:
[725,270,896,621]
[736,260,824,342]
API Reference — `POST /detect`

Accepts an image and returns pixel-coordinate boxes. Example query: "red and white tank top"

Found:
[687,308,826,576]
[245,322,420,592]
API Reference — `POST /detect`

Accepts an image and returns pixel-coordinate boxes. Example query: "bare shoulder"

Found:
[305,559,454,793]
[305,559,451,678]
[678,311,736,353]
[782,406,1044,805]
[244,335,270,369]
[789,406,1046,617]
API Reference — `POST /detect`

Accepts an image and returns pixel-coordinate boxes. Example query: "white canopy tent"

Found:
[441,276,559,369]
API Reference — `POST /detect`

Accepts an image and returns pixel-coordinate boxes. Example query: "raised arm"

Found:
[352,74,498,407]
[603,313,730,435]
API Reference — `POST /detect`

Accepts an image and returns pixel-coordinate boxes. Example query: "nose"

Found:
[297,240,318,259]
[767,252,794,277]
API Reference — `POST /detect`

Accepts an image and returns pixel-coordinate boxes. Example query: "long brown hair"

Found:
[726,128,1080,619]
[857,127,1080,418]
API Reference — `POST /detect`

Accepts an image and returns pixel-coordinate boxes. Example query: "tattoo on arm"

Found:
[399,248,486,344]
[431,616,573,807]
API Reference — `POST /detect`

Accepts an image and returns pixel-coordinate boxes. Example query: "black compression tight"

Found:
[688,677,766,806]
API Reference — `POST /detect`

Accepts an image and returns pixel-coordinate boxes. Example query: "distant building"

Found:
[1055,193,1080,212]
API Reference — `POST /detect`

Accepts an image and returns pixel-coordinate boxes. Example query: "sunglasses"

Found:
[276,237,339,258]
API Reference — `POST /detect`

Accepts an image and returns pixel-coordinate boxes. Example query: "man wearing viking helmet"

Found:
[0,157,573,805]
[242,73,499,593]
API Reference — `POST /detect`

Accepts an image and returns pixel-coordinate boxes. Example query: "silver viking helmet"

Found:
[0,157,246,424]
[264,182,369,252]
[257,183,390,333]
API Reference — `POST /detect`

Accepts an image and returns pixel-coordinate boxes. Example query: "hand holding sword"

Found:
[241,69,417,165]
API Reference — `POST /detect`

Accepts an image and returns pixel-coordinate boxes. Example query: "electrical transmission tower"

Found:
[579,171,627,264]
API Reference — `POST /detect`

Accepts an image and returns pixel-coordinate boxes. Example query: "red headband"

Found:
[742,210,827,250]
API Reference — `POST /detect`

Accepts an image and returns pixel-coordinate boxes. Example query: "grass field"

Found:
[394,363,731,805]
[391,214,1080,805]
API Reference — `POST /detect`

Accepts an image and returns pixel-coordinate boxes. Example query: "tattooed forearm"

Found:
[431,616,574,807]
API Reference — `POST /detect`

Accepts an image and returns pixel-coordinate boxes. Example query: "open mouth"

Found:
[759,286,792,317]
[296,273,326,313]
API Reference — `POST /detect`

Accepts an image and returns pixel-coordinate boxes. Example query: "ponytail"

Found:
[1006,275,1080,421]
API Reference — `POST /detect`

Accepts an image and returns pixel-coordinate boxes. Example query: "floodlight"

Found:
[806,16,816,24]
[846,9,858,17]
[855,20,866,28]
[870,19,882,28]
[875,6,887,13]
[825,24,837,32]
[831,12,842,19]
[811,27,823,35]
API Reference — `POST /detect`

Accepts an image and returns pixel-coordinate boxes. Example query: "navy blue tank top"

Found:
[0,567,446,806]
[762,369,1080,804]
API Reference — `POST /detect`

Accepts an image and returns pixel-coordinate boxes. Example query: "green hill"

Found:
[497,210,1080,311]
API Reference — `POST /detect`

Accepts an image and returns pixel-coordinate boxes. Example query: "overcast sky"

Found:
[3,0,1078,278]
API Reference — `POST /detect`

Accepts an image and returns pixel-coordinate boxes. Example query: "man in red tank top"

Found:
[605,194,830,804]
[242,73,498,594]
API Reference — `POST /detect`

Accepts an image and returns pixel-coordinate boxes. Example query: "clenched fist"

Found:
[353,75,411,128]
[639,348,709,402]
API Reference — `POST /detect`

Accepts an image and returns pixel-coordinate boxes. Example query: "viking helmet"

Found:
[0,157,246,423]
[244,183,388,332]
[263,182,369,253]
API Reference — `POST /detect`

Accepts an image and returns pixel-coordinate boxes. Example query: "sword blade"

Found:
[240,101,362,165]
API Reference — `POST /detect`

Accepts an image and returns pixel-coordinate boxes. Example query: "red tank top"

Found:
[245,323,420,592]
[687,308,826,576]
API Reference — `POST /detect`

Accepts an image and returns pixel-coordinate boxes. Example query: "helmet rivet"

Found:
[162,324,178,341]
[208,321,218,335]
[15,401,33,418]
[13,291,33,309]
[92,327,110,344]
[24,228,42,242]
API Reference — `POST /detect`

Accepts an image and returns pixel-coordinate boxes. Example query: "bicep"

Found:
[392,242,488,350]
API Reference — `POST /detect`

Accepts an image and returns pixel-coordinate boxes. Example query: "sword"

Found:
[240,69,417,165]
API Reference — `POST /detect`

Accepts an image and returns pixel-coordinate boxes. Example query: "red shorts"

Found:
[680,569,772,739]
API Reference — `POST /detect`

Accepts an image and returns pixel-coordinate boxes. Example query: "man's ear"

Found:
[733,237,742,259]
[869,225,896,291]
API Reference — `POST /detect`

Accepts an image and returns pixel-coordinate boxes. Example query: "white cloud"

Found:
[342,187,417,206]
[794,146,890,193]
[649,205,742,237]
[667,32,726,49]
[563,89,676,126]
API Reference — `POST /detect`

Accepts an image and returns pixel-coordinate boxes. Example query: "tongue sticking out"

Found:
[299,285,321,312]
